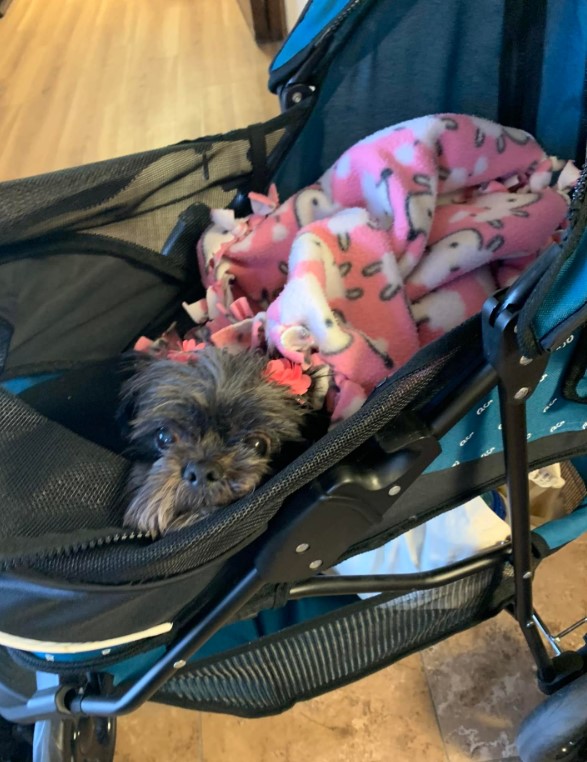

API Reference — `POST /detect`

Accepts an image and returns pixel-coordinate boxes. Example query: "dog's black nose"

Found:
[182,463,199,484]
[182,462,222,485]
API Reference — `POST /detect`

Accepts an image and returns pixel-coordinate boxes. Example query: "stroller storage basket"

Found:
[156,562,511,717]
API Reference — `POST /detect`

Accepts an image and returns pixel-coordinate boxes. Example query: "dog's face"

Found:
[122,347,306,535]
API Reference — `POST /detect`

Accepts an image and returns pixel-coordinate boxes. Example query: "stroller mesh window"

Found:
[0,125,289,252]
[156,564,509,717]
[0,390,129,541]
[0,113,296,382]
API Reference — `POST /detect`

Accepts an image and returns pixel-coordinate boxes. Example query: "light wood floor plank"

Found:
[0,0,280,181]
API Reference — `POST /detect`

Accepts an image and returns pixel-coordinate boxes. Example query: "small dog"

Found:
[122,346,311,535]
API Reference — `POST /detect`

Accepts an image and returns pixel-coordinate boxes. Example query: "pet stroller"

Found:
[0,0,587,759]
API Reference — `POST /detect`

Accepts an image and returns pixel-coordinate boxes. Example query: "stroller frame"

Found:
[1,244,584,755]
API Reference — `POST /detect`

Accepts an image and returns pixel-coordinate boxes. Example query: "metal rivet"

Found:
[309,559,323,570]
[514,387,529,400]
[173,660,187,670]
[519,356,533,366]
[523,571,532,579]
[388,485,402,496]
[292,92,303,104]
[296,543,310,554]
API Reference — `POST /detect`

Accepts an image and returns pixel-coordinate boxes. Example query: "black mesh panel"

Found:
[0,391,129,546]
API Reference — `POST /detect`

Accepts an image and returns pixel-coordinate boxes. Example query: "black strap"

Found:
[0,232,189,282]
[499,0,547,134]
[0,317,13,376]
[562,327,587,403]
[248,123,269,193]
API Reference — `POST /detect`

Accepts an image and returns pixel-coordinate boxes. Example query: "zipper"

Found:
[313,0,366,48]
[283,0,366,58]
[0,530,151,572]
[570,161,587,228]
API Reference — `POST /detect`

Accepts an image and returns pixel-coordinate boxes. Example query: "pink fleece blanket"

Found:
[141,114,577,422]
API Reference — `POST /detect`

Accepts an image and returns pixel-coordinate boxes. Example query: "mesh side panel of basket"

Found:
[155,565,509,717]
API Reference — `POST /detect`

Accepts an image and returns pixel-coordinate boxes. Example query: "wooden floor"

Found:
[0,0,280,182]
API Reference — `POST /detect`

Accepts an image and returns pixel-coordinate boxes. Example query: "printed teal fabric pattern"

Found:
[427,334,586,472]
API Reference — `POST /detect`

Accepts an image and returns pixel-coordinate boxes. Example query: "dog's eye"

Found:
[244,436,268,457]
[155,427,175,451]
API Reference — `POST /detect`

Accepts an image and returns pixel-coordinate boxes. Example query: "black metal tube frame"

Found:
[290,543,510,598]
[498,384,554,679]
[3,569,265,723]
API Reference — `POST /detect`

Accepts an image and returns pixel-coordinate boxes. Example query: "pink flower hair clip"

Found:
[263,358,312,398]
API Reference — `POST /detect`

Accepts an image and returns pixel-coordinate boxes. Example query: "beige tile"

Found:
[200,654,448,762]
[422,613,542,761]
[422,540,587,761]
[115,702,202,762]
[532,540,587,652]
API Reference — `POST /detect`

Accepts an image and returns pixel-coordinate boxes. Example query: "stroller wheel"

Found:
[33,717,116,762]
[517,672,587,762]
[71,717,116,762]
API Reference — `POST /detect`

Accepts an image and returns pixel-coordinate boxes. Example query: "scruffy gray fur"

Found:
[123,347,307,535]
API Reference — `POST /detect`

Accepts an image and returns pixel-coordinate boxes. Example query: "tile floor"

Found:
[116,537,586,762]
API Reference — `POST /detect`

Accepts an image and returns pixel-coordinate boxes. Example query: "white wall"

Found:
[284,0,307,32]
